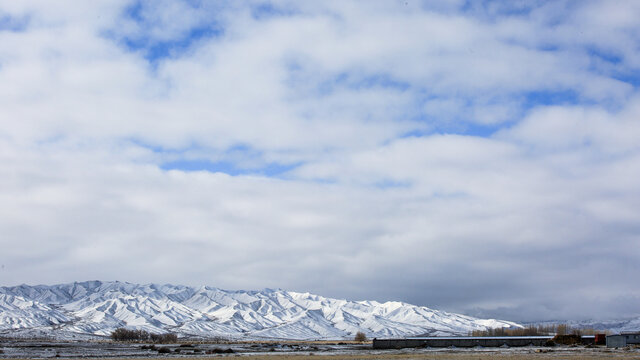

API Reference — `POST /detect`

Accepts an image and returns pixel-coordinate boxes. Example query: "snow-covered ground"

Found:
[0,281,520,340]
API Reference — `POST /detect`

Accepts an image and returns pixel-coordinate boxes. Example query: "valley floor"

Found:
[1,339,640,359]
[230,353,640,359]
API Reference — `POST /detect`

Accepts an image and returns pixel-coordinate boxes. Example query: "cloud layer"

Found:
[1,0,639,322]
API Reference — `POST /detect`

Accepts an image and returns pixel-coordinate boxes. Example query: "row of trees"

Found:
[469,324,607,337]
[110,328,178,343]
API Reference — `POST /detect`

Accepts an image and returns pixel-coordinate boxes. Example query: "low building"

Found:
[606,333,640,348]
[373,336,554,348]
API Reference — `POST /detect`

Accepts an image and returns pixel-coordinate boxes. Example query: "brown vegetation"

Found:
[552,334,582,345]
[111,328,151,341]
[354,331,367,342]
[110,327,177,343]
[470,324,555,337]
[150,333,178,343]
[157,346,171,353]
[127,352,640,360]
[469,324,607,337]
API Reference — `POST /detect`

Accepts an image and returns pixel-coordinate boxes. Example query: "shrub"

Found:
[150,333,178,343]
[157,347,172,354]
[354,331,367,342]
[111,328,178,343]
[552,334,582,345]
[110,328,150,341]
[544,340,556,347]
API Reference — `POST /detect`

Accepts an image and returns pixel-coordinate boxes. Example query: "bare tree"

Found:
[354,331,367,342]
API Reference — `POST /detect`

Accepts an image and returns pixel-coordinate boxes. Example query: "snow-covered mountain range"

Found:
[0,281,520,340]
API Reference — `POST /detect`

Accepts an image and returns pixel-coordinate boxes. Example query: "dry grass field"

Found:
[7,350,640,359]
[3,338,639,359]
[226,354,640,359]
[67,348,640,360]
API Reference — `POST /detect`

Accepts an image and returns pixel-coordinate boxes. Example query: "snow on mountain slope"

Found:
[0,294,71,330]
[0,281,520,339]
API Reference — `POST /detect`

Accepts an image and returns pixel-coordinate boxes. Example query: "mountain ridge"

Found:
[0,280,520,340]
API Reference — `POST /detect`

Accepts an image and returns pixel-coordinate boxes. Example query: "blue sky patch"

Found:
[128,138,192,155]
[522,89,581,108]
[316,72,410,95]
[122,25,222,63]
[585,47,639,88]
[402,121,504,138]
[587,47,623,65]
[161,159,299,177]
[457,122,504,138]
[458,0,536,20]
[251,2,299,20]
[106,0,225,64]
[373,179,411,190]
[612,72,640,89]
[131,139,300,177]
[0,14,30,32]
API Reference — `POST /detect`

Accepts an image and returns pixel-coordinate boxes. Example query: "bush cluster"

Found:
[354,331,367,342]
[111,328,150,341]
[151,333,178,343]
[110,328,177,343]
[552,334,582,345]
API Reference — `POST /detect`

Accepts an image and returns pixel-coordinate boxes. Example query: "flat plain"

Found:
[2,339,640,359]
[228,354,640,359]
[50,352,640,360]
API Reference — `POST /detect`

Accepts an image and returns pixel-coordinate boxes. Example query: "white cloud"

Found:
[498,96,640,153]
[0,0,639,322]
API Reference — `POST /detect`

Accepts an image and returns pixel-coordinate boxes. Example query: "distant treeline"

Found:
[110,328,178,343]
[469,324,608,337]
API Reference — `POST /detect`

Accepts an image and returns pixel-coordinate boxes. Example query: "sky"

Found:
[0,0,639,323]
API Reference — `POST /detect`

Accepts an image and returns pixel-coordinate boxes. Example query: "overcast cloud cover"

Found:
[1,0,639,322]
